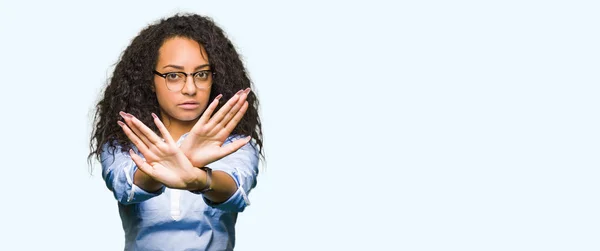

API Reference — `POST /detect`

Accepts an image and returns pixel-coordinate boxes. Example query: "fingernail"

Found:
[117,121,125,127]
[125,113,133,118]
[235,89,243,95]
[152,113,158,119]
[244,88,251,94]
[119,111,127,119]
[129,149,135,156]
[215,94,223,100]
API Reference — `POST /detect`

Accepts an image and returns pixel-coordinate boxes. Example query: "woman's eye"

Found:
[166,73,181,80]
[194,71,209,79]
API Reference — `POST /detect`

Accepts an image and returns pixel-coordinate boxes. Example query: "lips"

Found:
[180,101,199,105]
[178,101,200,109]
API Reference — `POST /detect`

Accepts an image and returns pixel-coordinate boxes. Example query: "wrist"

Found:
[189,167,214,194]
[185,167,204,190]
[180,146,192,161]
[189,157,208,169]
[134,169,163,192]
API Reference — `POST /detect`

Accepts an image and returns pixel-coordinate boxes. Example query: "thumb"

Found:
[220,136,251,157]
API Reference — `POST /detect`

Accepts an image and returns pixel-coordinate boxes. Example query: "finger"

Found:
[224,101,249,133]
[120,111,153,148]
[218,90,249,128]
[119,121,158,160]
[152,113,176,145]
[129,149,156,175]
[130,154,180,188]
[129,113,165,146]
[196,94,223,126]
[209,89,244,126]
[219,136,252,157]
[129,150,170,185]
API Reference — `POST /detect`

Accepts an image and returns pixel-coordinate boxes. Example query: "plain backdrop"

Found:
[0,0,598,250]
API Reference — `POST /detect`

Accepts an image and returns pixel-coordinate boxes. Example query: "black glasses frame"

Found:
[153,69,216,91]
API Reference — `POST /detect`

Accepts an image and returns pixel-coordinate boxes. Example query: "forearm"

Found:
[182,137,259,211]
[190,169,237,203]
[134,169,164,193]
[101,144,165,204]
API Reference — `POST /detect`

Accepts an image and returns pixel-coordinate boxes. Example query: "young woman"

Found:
[88,13,263,251]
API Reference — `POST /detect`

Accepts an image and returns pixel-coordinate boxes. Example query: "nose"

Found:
[181,75,197,95]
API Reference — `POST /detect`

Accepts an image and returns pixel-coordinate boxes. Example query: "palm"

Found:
[119,111,204,190]
[181,124,239,166]
[181,89,251,167]
[144,151,198,188]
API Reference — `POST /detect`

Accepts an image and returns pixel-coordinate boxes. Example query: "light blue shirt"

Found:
[101,134,259,251]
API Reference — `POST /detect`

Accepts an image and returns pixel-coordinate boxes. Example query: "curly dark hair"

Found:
[88,13,263,166]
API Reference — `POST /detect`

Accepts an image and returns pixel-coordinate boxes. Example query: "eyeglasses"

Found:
[153,69,215,92]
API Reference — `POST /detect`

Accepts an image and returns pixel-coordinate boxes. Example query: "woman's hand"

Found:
[118,112,205,190]
[180,88,252,167]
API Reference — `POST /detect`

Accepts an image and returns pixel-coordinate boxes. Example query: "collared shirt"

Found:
[101,134,259,251]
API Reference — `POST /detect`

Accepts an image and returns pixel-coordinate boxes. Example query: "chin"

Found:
[177,112,202,121]
[162,108,202,122]
[175,115,199,122]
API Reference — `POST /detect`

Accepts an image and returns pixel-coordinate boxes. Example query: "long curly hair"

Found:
[88,13,263,166]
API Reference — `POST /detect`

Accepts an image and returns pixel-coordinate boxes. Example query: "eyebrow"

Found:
[162,64,211,71]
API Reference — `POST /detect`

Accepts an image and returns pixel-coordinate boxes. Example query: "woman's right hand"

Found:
[179,88,251,167]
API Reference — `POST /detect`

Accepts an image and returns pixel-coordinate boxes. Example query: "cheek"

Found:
[201,87,213,108]
[155,90,176,108]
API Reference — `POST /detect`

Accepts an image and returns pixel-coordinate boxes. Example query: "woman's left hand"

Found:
[180,88,251,168]
[118,111,205,190]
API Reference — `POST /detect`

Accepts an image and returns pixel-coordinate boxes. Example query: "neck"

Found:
[160,112,197,142]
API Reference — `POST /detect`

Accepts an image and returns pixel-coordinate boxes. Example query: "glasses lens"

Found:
[165,72,185,91]
[193,71,212,88]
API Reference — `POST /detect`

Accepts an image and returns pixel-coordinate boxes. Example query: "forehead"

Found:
[156,37,209,66]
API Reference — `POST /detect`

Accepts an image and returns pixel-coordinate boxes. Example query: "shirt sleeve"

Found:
[203,136,260,212]
[100,143,165,205]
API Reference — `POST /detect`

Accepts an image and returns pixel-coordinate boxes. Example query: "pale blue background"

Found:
[0,0,598,250]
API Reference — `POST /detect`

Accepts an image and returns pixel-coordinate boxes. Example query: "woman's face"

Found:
[153,37,212,124]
